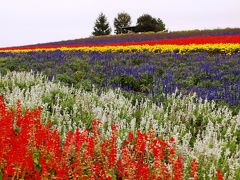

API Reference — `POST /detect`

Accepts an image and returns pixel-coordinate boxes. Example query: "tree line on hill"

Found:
[92,12,166,36]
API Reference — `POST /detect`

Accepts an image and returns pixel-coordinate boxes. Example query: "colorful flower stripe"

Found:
[144,34,240,45]
[1,43,240,54]
[88,34,240,46]
[1,34,240,51]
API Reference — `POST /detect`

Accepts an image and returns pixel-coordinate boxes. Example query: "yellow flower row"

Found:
[1,43,240,54]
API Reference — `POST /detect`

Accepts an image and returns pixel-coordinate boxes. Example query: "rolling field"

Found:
[0,29,240,179]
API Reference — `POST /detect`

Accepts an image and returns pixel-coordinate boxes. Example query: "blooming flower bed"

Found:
[1,35,240,54]
[0,51,239,108]
[0,92,225,179]
[0,29,240,179]
[0,72,239,179]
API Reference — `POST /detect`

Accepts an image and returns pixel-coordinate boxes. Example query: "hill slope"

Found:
[8,28,240,48]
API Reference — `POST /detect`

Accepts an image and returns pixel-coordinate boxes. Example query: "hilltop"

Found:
[8,28,240,49]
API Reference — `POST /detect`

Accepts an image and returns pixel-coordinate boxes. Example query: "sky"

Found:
[0,0,240,47]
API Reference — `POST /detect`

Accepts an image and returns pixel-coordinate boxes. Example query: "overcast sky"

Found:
[1,0,240,47]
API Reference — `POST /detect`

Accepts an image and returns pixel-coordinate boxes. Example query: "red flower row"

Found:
[0,97,223,179]
[0,34,240,51]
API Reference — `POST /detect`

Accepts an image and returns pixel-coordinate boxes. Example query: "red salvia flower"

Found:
[216,168,224,180]
[173,156,183,180]
[0,96,223,179]
[190,159,199,180]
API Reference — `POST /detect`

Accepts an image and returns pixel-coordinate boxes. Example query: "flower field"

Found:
[1,34,240,54]
[0,29,240,179]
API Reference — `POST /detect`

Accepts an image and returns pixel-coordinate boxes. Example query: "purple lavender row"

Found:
[0,51,239,107]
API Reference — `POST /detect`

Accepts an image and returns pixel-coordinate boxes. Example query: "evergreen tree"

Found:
[114,12,131,34]
[92,13,111,36]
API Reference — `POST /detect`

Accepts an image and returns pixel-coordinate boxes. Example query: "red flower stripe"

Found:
[0,97,224,179]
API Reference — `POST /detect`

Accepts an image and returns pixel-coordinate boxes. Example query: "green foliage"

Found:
[114,12,132,34]
[56,73,76,84]
[136,14,166,32]
[0,67,8,76]
[156,67,164,76]
[76,79,93,91]
[92,12,111,36]
[132,58,143,65]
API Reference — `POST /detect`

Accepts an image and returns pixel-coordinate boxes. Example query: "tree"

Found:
[114,12,132,34]
[155,18,166,32]
[136,14,166,32]
[92,13,111,36]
